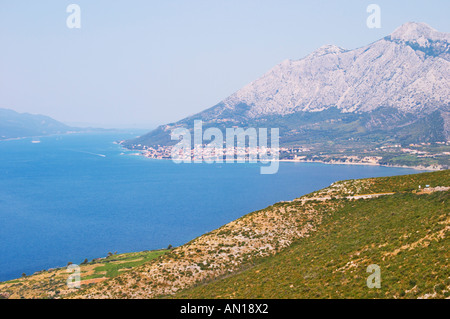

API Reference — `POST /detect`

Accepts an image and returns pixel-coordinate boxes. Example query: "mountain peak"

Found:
[390,22,449,43]
[129,22,450,149]
[307,44,347,58]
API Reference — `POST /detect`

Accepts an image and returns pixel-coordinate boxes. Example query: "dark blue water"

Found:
[0,132,420,281]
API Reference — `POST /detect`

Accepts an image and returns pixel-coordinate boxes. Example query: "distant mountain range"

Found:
[0,108,107,140]
[0,108,75,140]
[125,22,450,149]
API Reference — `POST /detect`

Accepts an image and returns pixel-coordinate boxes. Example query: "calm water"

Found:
[0,132,420,281]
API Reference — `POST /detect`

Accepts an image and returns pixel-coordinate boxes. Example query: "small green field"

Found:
[0,249,169,299]
[82,250,168,280]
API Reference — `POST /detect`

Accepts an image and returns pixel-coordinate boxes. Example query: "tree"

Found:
[167,244,173,250]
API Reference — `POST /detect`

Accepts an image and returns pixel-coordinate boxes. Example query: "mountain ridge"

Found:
[0,108,113,140]
[0,108,74,140]
[127,22,449,152]
[212,22,449,117]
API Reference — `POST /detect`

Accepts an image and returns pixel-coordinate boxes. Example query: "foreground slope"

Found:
[70,196,328,298]
[1,170,447,299]
[70,170,448,299]
[178,173,449,299]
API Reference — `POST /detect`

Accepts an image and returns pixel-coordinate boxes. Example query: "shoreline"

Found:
[278,159,438,171]
[2,169,448,298]
[122,147,441,172]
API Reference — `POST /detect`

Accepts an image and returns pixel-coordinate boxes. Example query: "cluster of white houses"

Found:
[127,144,310,162]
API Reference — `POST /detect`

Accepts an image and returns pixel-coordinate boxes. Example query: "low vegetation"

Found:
[177,190,448,298]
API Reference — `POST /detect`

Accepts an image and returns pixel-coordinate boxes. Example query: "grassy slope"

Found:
[175,171,449,299]
[176,191,448,298]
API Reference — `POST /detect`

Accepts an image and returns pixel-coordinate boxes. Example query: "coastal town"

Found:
[120,140,449,170]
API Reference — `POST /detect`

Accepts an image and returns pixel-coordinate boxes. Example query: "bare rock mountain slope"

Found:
[127,22,450,148]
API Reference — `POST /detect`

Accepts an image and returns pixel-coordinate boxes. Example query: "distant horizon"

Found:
[1,1,449,127]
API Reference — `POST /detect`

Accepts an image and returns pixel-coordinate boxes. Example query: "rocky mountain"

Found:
[126,22,450,149]
[0,108,74,140]
[219,22,449,117]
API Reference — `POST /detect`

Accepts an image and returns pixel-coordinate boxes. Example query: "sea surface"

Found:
[0,132,421,281]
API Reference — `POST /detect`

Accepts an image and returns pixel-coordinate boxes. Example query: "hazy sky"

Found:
[1,1,449,128]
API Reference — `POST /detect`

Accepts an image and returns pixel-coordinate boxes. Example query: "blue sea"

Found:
[0,132,421,281]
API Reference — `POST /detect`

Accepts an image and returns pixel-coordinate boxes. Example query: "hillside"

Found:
[1,170,447,299]
[177,173,450,299]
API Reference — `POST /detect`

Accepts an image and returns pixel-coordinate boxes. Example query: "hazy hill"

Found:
[0,108,113,140]
[0,108,75,140]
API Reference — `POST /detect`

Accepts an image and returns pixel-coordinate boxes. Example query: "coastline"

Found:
[122,147,440,172]
[278,159,438,171]
[2,169,448,298]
